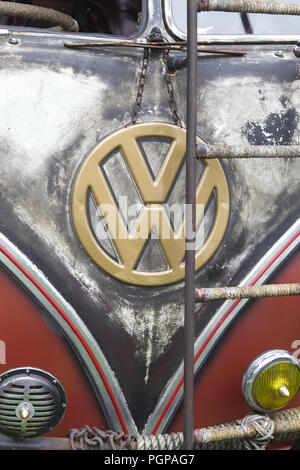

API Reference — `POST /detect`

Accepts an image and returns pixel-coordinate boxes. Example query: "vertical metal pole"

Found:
[184,0,197,451]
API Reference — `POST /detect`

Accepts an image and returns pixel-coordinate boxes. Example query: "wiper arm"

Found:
[240,12,253,34]
[64,40,247,57]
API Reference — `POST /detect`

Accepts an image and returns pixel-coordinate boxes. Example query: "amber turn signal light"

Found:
[242,350,300,413]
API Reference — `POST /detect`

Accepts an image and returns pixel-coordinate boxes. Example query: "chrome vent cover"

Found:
[0,367,66,438]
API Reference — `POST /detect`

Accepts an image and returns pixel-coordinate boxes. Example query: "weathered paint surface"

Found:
[0,7,299,431]
[0,264,108,436]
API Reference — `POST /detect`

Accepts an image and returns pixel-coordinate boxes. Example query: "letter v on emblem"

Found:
[72,123,230,286]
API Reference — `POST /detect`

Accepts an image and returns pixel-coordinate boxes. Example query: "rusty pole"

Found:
[195,283,300,302]
[197,0,300,16]
[196,143,300,159]
[184,0,198,451]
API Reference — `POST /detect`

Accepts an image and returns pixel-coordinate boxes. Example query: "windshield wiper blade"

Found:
[240,12,253,34]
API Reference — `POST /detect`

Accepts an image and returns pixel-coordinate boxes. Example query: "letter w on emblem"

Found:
[72,122,230,285]
[89,137,215,269]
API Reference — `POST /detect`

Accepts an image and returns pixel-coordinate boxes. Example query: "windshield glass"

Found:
[170,0,300,35]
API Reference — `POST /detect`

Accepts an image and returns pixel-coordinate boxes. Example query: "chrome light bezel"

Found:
[242,349,300,413]
[0,367,67,438]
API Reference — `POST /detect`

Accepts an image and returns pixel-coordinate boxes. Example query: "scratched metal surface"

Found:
[0,4,299,429]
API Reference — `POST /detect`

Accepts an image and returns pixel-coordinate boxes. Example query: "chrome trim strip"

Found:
[163,0,300,43]
[0,233,137,435]
[144,219,300,434]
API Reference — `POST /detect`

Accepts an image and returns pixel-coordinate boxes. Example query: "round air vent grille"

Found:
[0,367,66,438]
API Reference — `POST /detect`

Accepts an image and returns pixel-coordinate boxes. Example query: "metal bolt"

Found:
[8,37,19,45]
[294,41,300,57]
[275,50,284,58]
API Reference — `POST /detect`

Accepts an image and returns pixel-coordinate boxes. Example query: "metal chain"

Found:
[127,39,183,127]
[126,47,150,126]
[68,425,136,450]
[163,49,184,128]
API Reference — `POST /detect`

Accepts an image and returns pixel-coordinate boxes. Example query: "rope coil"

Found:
[0,1,79,31]
[237,414,275,450]
[68,407,300,450]
[136,432,184,451]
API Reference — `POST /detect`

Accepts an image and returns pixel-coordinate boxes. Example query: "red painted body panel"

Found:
[168,250,300,432]
[0,248,299,442]
[0,266,107,437]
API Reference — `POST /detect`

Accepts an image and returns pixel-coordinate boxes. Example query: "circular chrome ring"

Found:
[0,367,67,438]
[242,349,300,413]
